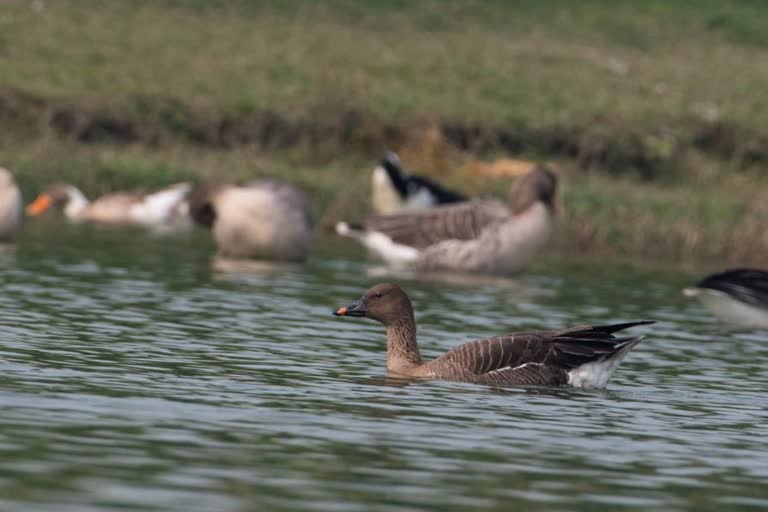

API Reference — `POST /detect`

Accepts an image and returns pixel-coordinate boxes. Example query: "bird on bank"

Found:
[371,152,465,215]
[26,182,192,228]
[334,283,651,388]
[337,166,557,276]
[684,268,768,329]
[186,179,312,262]
[0,167,23,241]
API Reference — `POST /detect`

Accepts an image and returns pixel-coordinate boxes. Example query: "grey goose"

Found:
[0,167,23,241]
[26,182,192,228]
[684,268,768,328]
[338,166,557,275]
[372,152,466,214]
[187,179,312,262]
[334,283,652,388]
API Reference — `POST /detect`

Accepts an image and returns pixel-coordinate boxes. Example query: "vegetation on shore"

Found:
[1,0,766,263]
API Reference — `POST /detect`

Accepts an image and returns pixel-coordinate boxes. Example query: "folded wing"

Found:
[363,199,510,249]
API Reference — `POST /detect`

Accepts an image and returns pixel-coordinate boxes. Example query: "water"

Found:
[1,220,767,511]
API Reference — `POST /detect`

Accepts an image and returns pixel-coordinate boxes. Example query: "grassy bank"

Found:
[1,0,767,263]
[7,138,767,265]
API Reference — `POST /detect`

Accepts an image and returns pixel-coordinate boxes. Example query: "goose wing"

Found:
[364,199,510,249]
[425,322,652,385]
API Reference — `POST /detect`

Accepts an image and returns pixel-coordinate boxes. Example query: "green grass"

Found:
[1,0,767,263]
[1,0,767,128]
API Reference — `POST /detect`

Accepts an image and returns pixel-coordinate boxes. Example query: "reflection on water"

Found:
[0,220,766,511]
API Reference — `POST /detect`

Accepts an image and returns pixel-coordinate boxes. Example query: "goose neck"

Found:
[385,315,422,373]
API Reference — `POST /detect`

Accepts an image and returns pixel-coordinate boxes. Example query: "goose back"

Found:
[82,192,144,223]
[364,199,510,249]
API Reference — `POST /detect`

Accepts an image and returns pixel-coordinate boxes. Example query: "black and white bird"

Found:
[684,268,768,328]
[371,152,466,215]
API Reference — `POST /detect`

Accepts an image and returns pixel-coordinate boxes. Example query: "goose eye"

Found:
[374,292,383,299]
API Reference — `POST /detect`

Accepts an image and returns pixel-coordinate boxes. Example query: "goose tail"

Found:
[566,335,644,389]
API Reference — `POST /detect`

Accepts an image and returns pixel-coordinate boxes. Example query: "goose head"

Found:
[26,184,86,217]
[508,166,558,215]
[333,283,414,324]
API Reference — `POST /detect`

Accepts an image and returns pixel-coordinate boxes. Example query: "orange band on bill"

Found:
[335,307,348,315]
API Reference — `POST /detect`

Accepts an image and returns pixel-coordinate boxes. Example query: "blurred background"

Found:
[2,0,766,263]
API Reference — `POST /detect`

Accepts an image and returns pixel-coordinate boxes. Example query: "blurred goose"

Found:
[372,152,465,214]
[684,269,768,328]
[0,167,23,240]
[26,182,192,227]
[334,283,651,388]
[338,166,557,275]
[187,179,312,262]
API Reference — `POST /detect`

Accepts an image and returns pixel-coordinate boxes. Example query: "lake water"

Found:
[1,220,766,512]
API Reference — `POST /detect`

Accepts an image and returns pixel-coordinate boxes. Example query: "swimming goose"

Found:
[334,283,651,388]
[371,152,466,214]
[187,179,312,262]
[338,166,557,275]
[26,182,192,227]
[0,167,23,240]
[684,268,768,328]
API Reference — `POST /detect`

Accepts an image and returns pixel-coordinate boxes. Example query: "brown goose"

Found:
[337,166,557,275]
[334,283,652,388]
[0,167,23,240]
[187,179,312,262]
[26,182,192,227]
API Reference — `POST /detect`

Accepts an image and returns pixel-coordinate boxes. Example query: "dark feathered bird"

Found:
[684,268,768,328]
[371,152,466,215]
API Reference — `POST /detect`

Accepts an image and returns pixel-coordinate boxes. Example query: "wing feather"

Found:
[364,199,510,248]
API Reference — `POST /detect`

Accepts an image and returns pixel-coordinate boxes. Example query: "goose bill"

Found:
[333,300,366,317]
[26,194,53,216]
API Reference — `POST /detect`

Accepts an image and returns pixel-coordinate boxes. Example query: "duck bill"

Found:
[26,194,53,216]
[333,299,367,317]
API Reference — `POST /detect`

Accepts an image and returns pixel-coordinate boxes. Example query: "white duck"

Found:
[26,182,192,228]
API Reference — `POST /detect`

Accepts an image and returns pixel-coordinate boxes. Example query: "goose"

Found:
[338,166,557,275]
[0,167,23,240]
[371,152,466,214]
[26,182,192,227]
[334,283,651,388]
[684,268,768,328]
[187,179,312,262]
